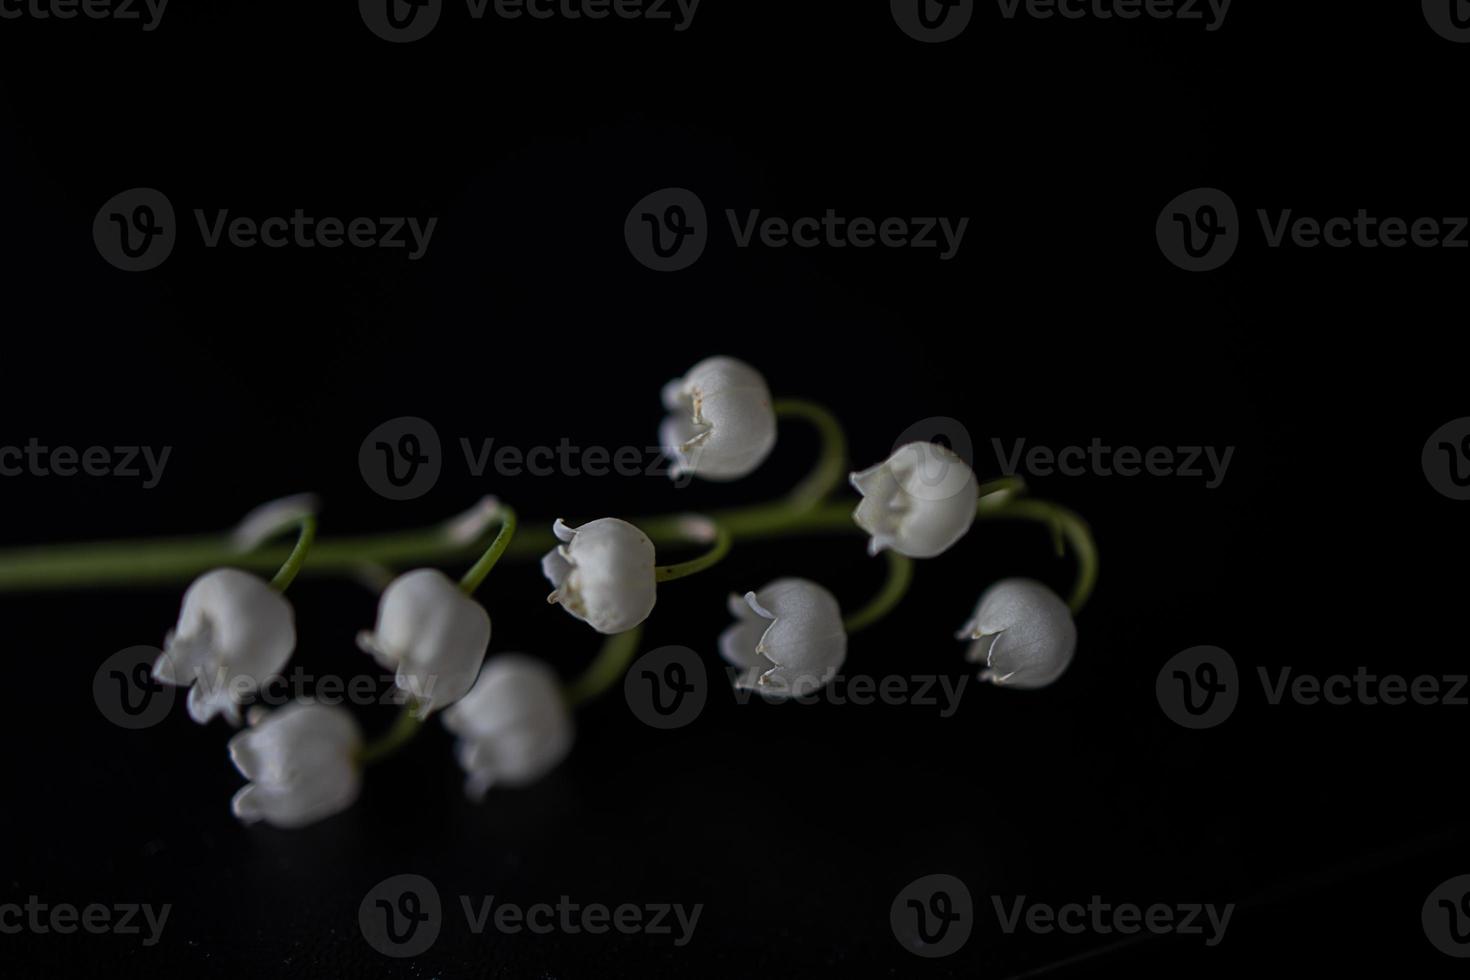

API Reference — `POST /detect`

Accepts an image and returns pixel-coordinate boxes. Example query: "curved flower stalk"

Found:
[543,518,658,634]
[720,578,847,698]
[229,702,363,829]
[660,355,778,481]
[442,655,573,799]
[958,578,1076,689]
[850,442,978,558]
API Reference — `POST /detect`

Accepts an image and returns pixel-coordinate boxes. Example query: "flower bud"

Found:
[442,655,573,800]
[153,568,296,725]
[357,568,491,717]
[719,578,847,698]
[851,442,978,558]
[660,355,777,481]
[958,578,1076,689]
[228,702,362,829]
[542,518,657,634]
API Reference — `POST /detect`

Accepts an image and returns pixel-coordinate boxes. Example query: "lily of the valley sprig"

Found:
[2,355,1100,830]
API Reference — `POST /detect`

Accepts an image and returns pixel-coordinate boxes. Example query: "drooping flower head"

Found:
[357,568,491,718]
[542,518,657,634]
[660,356,777,481]
[720,578,847,698]
[442,654,573,800]
[228,702,363,829]
[958,578,1076,689]
[851,441,978,558]
[153,568,296,725]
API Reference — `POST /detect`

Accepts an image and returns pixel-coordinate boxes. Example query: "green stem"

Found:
[654,517,732,584]
[563,625,643,708]
[458,504,517,595]
[842,550,915,633]
[772,398,848,512]
[973,498,1098,613]
[357,702,424,766]
[268,515,316,592]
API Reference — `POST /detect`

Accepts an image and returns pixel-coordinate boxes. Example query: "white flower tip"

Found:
[231,786,264,825]
[551,518,576,541]
[743,591,775,620]
[444,496,502,545]
[231,493,320,551]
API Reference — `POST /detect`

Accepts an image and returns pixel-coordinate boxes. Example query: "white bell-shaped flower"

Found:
[356,568,490,718]
[851,441,978,558]
[228,701,363,829]
[720,578,847,698]
[660,355,777,481]
[542,518,657,634]
[441,654,573,800]
[153,568,296,725]
[958,578,1076,689]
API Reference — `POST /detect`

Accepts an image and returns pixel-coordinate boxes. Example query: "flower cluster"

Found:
[133,356,1088,828]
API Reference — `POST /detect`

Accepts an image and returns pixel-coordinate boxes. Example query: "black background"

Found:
[1,1,1467,976]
